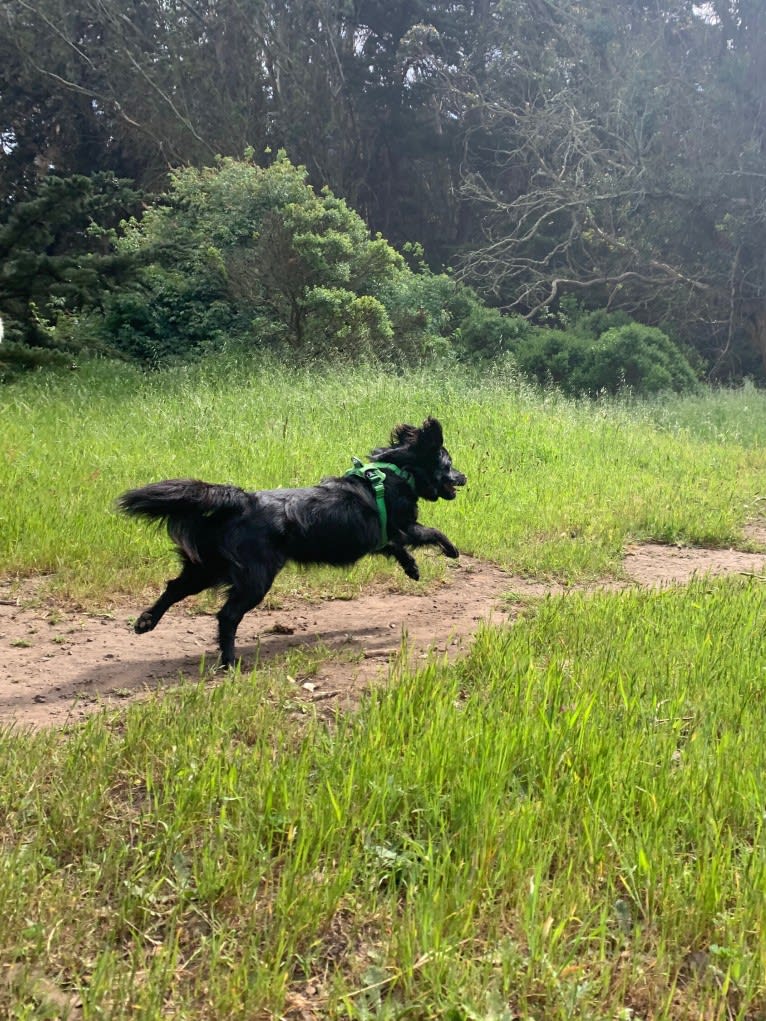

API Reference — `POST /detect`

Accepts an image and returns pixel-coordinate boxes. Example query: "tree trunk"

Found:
[747,308,766,379]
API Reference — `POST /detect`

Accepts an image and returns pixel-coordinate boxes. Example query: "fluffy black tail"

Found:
[118,479,249,520]
[118,479,250,563]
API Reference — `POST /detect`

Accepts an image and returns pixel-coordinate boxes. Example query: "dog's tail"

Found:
[118,479,250,563]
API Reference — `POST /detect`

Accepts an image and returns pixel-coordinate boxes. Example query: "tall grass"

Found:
[2,578,765,1017]
[4,357,766,1017]
[2,356,766,600]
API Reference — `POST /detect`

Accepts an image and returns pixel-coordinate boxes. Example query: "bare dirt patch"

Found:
[2,540,766,729]
[0,558,513,729]
[623,541,766,587]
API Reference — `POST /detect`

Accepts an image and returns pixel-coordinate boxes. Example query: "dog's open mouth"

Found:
[441,472,467,500]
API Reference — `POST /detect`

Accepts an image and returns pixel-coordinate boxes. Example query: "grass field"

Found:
[2,357,766,1018]
[2,358,766,599]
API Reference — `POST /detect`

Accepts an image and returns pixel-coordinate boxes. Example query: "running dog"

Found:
[118,417,466,666]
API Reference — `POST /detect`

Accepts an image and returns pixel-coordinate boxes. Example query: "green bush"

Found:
[300,288,394,358]
[514,321,699,396]
[103,153,455,364]
[103,271,240,366]
[513,328,592,390]
[0,173,142,375]
[567,306,633,338]
[585,323,700,394]
[373,269,531,362]
[98,152,521,367]
[450,295,532,360]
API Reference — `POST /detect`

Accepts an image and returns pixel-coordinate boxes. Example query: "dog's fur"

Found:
[118,417,466,666]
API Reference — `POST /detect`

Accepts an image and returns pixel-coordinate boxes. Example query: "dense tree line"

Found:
[2,1,765,381]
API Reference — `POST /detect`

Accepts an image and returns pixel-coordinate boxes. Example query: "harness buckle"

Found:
[363,466,385,485]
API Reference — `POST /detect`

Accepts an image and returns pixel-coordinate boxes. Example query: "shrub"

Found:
[373,270,531,362]
[299,288,394,358]
[450,296,532,361]
[101,152,518,367]
[570,307,633,338]
[514,328,592,390]
[103,269,240,366]
[0,173,142,375]
[103,153,427,364]
[514,321,699,396]
[584,323,700,395]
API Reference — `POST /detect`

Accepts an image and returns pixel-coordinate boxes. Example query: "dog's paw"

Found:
[441,541,459,559]
[134,611,156,634]
[405,563,420,581]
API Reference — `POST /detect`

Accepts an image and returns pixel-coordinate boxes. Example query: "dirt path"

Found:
[2,541,766,729]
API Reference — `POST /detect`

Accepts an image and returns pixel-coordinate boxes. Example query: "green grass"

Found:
[3,356,766,1017]
[2,357,766,601]
[2,578,766,1018]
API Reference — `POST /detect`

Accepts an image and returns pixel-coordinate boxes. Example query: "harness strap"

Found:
[344,458,416,549]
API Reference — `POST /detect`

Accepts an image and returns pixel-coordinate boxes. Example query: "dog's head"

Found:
[374,417,466,502]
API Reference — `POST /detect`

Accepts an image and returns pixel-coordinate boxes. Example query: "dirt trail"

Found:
[2,541,766,729]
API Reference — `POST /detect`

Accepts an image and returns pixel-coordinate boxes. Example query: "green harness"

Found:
[344,457,416,549]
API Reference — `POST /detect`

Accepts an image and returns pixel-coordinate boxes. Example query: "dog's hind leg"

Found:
[135,561,217,634]
[216,563,282,668]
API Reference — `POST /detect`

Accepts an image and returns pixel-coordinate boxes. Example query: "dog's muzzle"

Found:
[441,471,467,500]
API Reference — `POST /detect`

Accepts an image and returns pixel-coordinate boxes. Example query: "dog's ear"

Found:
[391,422,419,448]
[390,418,444,451]
[419,417,443,450]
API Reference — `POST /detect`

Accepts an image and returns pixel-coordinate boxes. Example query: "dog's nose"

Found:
[453,472,467,486]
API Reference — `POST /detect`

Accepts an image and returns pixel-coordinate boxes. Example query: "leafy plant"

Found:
[105,154,429,363]
[514,321,699,396]
[0,172,142,378]
[585,323,701,395]
[103,152,508,366]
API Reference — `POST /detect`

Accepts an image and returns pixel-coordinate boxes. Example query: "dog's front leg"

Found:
[403,524,459,560]
[386,544,420,581]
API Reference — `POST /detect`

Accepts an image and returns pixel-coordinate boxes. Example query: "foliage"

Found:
[300,288,394,359]
[513,328,592,392]
[0,0,499,263]
[0,0,272,201]
[0,173,142,378]
[104,153,492,365]
[458,1,766,378]
[5,2,766,379]
[514,322,700,397]
[586,324,701,395]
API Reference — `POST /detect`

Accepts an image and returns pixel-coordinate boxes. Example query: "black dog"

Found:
[118,417,466,666]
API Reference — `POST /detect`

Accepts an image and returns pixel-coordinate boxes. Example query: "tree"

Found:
[455,0,766,378]
[0,0,499,263]
[0,0,273,200]
[104,152,470,363]
[0,172,142,375]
